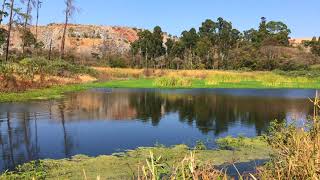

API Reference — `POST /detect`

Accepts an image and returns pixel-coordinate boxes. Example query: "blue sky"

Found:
[25,0,319,37]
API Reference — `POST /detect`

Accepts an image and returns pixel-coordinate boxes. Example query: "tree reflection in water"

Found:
[0,88,315,171]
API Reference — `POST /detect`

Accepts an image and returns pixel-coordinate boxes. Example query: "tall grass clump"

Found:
[138,151,227,180]
[154,76,192,88]
[205,73,255,85]
[256,74,318,87]
[259,92,320,179]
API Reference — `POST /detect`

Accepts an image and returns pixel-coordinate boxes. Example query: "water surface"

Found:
[0,88,316,171]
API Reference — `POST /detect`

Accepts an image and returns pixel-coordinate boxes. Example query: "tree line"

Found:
[130,17,319,71]
[304,37,320,57]
[0,0,76,62]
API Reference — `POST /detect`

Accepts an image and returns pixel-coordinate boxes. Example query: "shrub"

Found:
[44,59,97,77]
[108,56,128,68]
[194,140,207,150]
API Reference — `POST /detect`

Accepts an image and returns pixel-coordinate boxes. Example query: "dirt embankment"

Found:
[0,24,140,57]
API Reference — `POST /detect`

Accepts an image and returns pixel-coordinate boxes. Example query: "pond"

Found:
[0,88,316,171]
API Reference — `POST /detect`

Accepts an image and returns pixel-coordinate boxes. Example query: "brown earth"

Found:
[1,23,172,59]
[0,24,140,57]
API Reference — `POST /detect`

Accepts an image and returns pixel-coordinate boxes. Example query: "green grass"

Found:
[100,78,320,89]
[1,71,320,103]
[1,137,271,179]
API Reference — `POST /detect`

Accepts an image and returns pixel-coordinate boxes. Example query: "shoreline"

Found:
[1,78,320,103]
[0,137,271,179]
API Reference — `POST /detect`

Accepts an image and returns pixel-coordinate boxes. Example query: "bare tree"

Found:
[0,0,6,25]
[5,0,14,62]
[60,0,76,59]
[35,0,41,41]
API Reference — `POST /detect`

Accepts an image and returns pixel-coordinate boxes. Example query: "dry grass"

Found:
[94,67,221,80]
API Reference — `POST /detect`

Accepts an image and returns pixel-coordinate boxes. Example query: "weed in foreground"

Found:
[138,151,228,180]
[259,91,320,179]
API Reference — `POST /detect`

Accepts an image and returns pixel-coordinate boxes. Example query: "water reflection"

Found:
[0,88,315,171]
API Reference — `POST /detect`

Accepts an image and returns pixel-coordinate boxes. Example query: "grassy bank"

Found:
[1,69,320,102]
[1,137,271,179]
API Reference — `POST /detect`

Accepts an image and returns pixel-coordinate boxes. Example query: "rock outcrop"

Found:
[2,24,141,57]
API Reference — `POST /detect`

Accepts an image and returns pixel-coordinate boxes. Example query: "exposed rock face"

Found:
[1,24,140,57]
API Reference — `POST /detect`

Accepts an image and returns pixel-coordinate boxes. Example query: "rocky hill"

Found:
[2,24,143,58]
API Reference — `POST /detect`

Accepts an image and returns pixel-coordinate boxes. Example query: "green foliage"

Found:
[0,139,270,179]
[246,17,291,46]
[140,151,170,179]
[108,56,128,68]
[216,136,267,151]
[0,28,7,47]
[46,59,97,77]
[131,17,296,71]
[131,26,166,68]
[0,63,13,76]
[205,72,320,88]
[0,160,49,180]
[20,28,37,48]
[1,57,97,80]
[194,140,207,150]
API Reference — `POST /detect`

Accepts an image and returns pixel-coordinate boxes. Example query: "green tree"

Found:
[266,21,291,46]
[195,37,213,68]
[199,19,216,41]
[257,17,268,43]
[181,28,199,50]
[20,28,36,48]
[152,26,166,67]
[216,17,240,68]
[165,38,174,56]
[131,26,166,69]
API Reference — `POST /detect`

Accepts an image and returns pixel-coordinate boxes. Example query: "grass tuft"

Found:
[153,76,193,87]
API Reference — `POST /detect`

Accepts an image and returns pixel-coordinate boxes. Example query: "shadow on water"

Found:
[0,88,316,171]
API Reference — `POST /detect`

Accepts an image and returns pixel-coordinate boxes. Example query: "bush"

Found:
[46,59,97,77]
[194,140,207,150]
